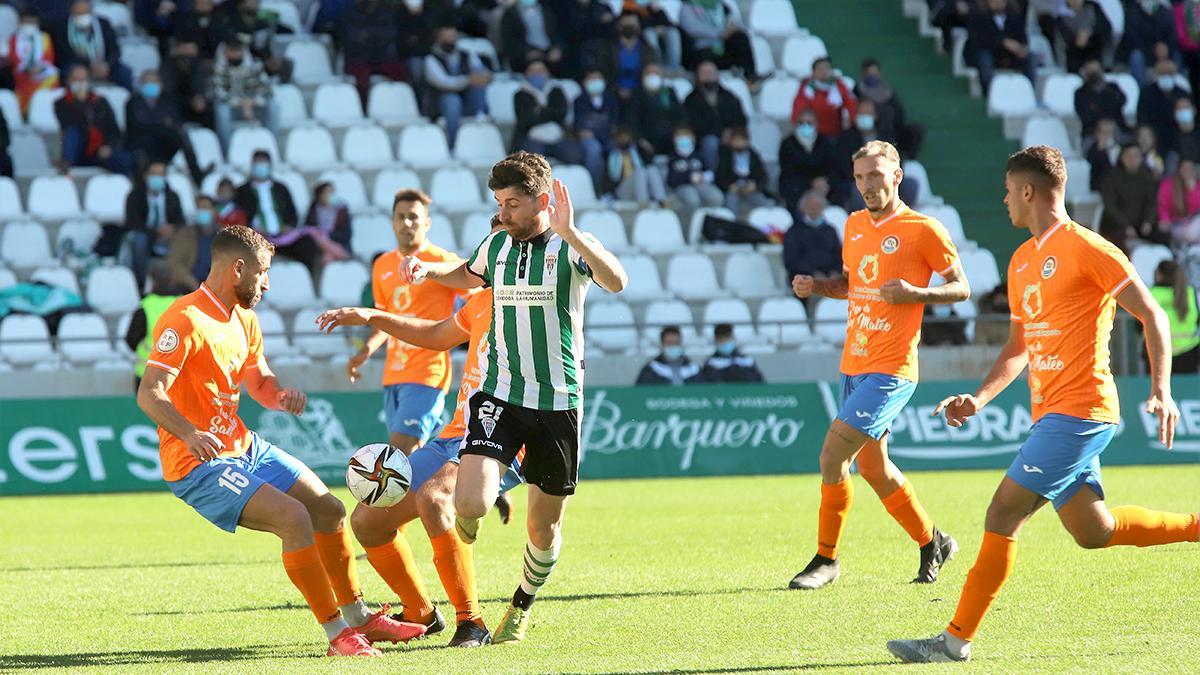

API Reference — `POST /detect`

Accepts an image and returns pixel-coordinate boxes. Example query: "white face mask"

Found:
[73,14,92,28]
[642,74,663,92]
[1177,108,1196,127]
[19,23,39,36]
[402,0,423,9]
[1158,76,1177,92]
[856,113,875,132]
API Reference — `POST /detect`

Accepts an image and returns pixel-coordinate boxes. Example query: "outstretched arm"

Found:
[317,307,470,352]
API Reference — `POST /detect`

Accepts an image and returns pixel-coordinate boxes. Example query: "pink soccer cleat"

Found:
[327,627,382,657]
[357,603,429,644]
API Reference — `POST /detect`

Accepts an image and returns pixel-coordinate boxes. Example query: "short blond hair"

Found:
[851,140,901,165]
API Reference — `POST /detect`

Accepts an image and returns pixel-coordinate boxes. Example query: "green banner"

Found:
[1,376,1197,495]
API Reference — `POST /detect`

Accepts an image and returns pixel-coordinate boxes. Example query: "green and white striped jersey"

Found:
[467,228,595,410]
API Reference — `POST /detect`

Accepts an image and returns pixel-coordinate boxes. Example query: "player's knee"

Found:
[527,519,561,550]
[277,498,314,541]
[349,503,391,547]
[454,491,490,520]
[310,492,346,530]
[1069,525,1112,549]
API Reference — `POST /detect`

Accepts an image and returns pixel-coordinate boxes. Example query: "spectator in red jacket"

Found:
[790,56,857,137]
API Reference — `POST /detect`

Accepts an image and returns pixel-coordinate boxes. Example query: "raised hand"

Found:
[316,307,373,333]
[932,394,980,428]
[547,178,576,239]
[396,255,426,284]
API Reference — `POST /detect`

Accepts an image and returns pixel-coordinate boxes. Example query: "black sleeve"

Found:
[125,191,145,231]
[635,364,658,385]
[277,183,298,227]
[167,191,185,225]
[125,307,147,352]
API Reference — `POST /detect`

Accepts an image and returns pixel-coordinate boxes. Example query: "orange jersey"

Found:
[372,241,464,390]
[839,203,959,381]
[146,284,263,482]
[440,289,493,439]
[1008,221,1135,423]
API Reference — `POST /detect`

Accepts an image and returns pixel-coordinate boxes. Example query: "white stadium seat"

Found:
[757,76,800,121]
[902,159,934,206]
[341,124,395,169]
[373,168,423,210]
[813,297,848,344]
[666,253,722,300]
[586,300,638,353]
[85,266,140,315]
[56,220,102,256]
[0,267,15,289]
[262,0,303,33]
[319,260,370,306]
[227,126,281,171]
[641,299,700,345]
[119,40,159,82]
[28,176,83,221]
[0,314,53,366]
[95,85,130,130]
[961,248,1002,294]
[631,209,685,254]
[293,308,346,357]
[987,74,1038,118]
[1096,0,1124,37]
[720,75,755,118]
[83,174,133,222]
[459,212,495,255]
[747,206,793,238]
[28,88,64,133]
[428,212,459,252]
[398,124,453,168]
[430,167,484,212]
[1131,244,1172,285]
[688,206,735,242]
[749,116,782,163]
[256,307,295,358]
[31,265,81,295]
[749,0,800,36]
[1064,158,1096,205]
[316,169,369,212]
[553,165,598,208]
[10,131,52,177]
[0,177,23,220]
[1106,72,1138,120]
[822,205,849,240]
[921,204,968,245]
[1022,116,1076,158]
[201,171,245,200]
[1041,73,1082,117]
[758,297,809,347]
[782,35,828,79]
[577,210,631,253]
[274,83,309,128]
[351,213,397,261]
[0,89,22,130]
[619,254,664,301]
[484,79,522,125]
[94,2,133,35]
[724,251,778,298]
[668,77,693,103]
[313,82,366,127]
[368,81,423,126]
[453,122,507,167]
[186,127,224,168]
[263,260,317,311]
[285,40,336,85]
[285,125,339,171]
[274,169,312,216]
[702,298,761,343]
[58,313,115,364]
[750,34,776,74]
[166,173,197,220]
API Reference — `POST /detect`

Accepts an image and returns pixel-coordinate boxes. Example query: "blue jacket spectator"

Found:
[575,70,621,188]
[783,190,842,279]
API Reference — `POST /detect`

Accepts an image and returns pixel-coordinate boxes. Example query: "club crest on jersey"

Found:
[477,400,503,438]
[881,235,900,254]
[1022,283,1043,318]
[545,254,558,275]
[857,254,879,284]
[1041,256,1057,279]
[156,328,180,353]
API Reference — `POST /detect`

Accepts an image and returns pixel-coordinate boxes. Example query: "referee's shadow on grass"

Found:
[0,644,321,670]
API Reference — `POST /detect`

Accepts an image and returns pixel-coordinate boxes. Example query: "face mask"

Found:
[620,25,638,38]
[195,210,214,227]
[438,41,456,52]
[1086,73,1105,88]
[585,79,605,96]
[19,24,39,36]
[527,74,547,89]
[519,0,538,7]
[1177,108,1195,127]
[402,0,423,10]
[862,74,881,87]
[1158,76,1176,91]
[856,114,875,132]
[663,345,684,361]
[70,82,89,99]
[796,123,816,141]
[803,214,824,226]
[675,136,694,155]
[716,341,735,356]
[326,192,342,205]
[147,175,166,192]
[141,82,161,99]
[228,56,244,67]
[643,74,663,92]
[73,14,92,28]
[701,81,718,92]
[252,162,270,179]
[1141,0,1158,11]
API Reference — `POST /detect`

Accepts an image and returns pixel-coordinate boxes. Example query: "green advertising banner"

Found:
[1,376,1197,496]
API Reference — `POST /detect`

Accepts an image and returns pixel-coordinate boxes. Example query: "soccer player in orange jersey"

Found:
[790,140,971,590]
[888,146,1196,663]
[136,228,426,657]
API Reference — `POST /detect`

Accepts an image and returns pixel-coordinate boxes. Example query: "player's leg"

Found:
[453,453,506,543]
[454,392,521,544]
[1057,469,1199,549]
[383,383,446,456]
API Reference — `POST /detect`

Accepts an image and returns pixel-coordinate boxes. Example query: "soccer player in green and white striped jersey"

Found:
[395,152,627,643]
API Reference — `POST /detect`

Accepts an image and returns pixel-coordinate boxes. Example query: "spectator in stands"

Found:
[855,57,923,159]
[0,112,11,178]
[1138,59,1190,151]
[1086,117,1121,191]
[125,261,185,392]
[1174,0,1200,95]
[1170,98,1200,166]
[424,24,491,149]
[52,0,131,90]
[701,324,764,383]
[677,0,757,79]
[395,0,436,82]
[973,283,1010,345]
[302,181,354,265]
[211,39,279,154]
[1147,259,1199,373]
[500,0,565,76]
[683,60,746,169]
[10,8,60,116]
[665,123,723,212]
[636,326,704,385]
[716,125,771,216]
[1159,158,1200,241]
[600,13,660,100]
[929,0,972,55]
[215,177,248,228]
[125,161,186,289]
[1075,59,1128,142]
[136,0,185,57]
[621,0,683,71]
[790,58,857,138]
[1056,0,1113,73]
[563,0,617,81]
[1101,143,1166,251]
[783,190,842,284]
[161,39,213,128]
[512,61,582,163]
[1137,123,1167,179]
[214,0,289,80]
[575,69,621,190]
[606,125,667,204]
[779,110,836,213]
[188,194,220,283]
[55,64,132,175]
[1027,0,1063,51]
[342,0,406,106]
[176,0,222,60]
[1120,0,1178,86]
[966,0,1036,93]
[626,62,682,156]
[831,99,896,207]
[127,69,207,183]
[235,150,308,270]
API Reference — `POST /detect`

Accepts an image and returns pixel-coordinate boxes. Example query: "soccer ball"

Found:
[346,443,413,508]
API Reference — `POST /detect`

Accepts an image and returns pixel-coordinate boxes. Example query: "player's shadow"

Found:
[0,643,320,669]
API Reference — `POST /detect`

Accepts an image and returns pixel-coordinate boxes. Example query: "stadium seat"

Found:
[373,168,422,210]
[186,127,224,169]
[484,79,522,125]
[58,313,115,365]
[724,251,778,298]
[28,176,84,220]
[0,267,15,290]
[586,300,638,353]
[274,83,309,128]
[85,265,140,315]
[453,121,507,167]
[1022,116,1076,158]
[1096,0,1124,37]
[961,248,1002,294]
[56,220,102,256]
[458,211,494,254]
[95,85,130,130]
[813,297,849,344]
[0,177,23,221]
[822,205,849,240]
[668,77,693,103]
[901,160,934,206]
[749,116,782,163]
[83,174,133,222]
[0,89,21,130]
[341,124,395,169]
[702,298,760,343]
[750,34,776,74]
[31,266,80,294]
[922,204,968,245]
[313,82,366,127]
[641,299,700,345]
[10,131,52,176]
[430,167,484,212]
[631,209,685,253]
[688,206,736,242]
[350,213,396,260]
[368,81,423,126]
[256,307,295,357]
[757,297,809,347]
[285,125,339,171]
[292,308,347,357]
[1041,74,1082,117]
[93,2,133,36]
[757,76,801,121]
[274,169,312,216]
[0,314,53,366]
[1131,244,1172,285]
[618,254,664,301]
[1106,73,1138,120]
[398,124,453,168]
[227,126,281,171]
[429,212,459,251]
[459,36,500,70]
[1064,158,1096,205]
[577,210,631,253]
[319,260,370,306]
[553,165,599,208]
[666,253,722,300]
[285,40,336,85]
[316,169,369,212]
[262,260,317,311]
[28,88,64,132]
[749,0,800,36]
[262,0,303,33]
[747,206,793,239]
[166,173,197,220]
[782,35,828,79]
[720,75,756,118]
[552,78,583,108]
[119,40,159,82]
[986,74,1037,118]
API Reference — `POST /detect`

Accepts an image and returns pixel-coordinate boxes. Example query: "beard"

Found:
[234,280,261,308]
[503,214,542,241]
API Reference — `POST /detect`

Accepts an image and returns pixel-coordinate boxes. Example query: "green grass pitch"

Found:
[2,465,1198,673]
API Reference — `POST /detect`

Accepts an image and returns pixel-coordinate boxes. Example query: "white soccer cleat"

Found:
[886,633,970,663]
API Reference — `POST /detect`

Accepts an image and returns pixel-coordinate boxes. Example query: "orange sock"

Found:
[816,479,853,559]
[1106,506,1200,547]
[430,529,483,626]
[947,531,1017,641]
[281,544,341,624]
[881,481,935,547]
[313,528,362,607]
[364,535,434,623]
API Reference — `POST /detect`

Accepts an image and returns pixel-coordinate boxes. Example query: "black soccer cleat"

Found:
[448,620,493,648]
[912,529,958,584]
[788,554,840,590]
[494,492,512,525]
[391,605,446,637]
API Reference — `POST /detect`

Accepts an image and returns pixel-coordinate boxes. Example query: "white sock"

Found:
[941,630,970,656]
[518,540,561,597]
[341,600,373,627]
[322,616,351,641]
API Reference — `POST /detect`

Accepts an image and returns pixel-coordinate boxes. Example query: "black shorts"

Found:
[460,390,580,496]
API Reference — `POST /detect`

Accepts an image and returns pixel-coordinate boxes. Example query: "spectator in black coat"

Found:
[636,326,705,386]
[779,110,836,213]
[160,39,213,127]
[55,65,132,175]
[855,57,923,159]
[625,63,682,156]
[1170,98,1200,166]
[1074,59,1128,141]
[53,0,131,89]
[126,69,206,182]
[716,126,771,215]
[1085,118,1121,191]
[135,0,191,57]
[574,69,622,190]
[564,0,617,81]
[395,0,437,81]
[701,324,764,383]
[176,0,222,60]
[214,0,289,80]
[597,13,660,100]
[1137,60,1190,151]
[500,0,565,76]
[1100,143,1165,251]
[682,60,746,169]
[1057,0,1113,74]
[237,150,325,272]
[125,161,186,288]
[1119,0,1178,85]
[965,0,1036,93]
[783,190,842,282]
[342,0,405,107]
[511,61,583,164]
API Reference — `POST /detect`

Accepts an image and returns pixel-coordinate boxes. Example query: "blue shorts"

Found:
[1006,413,1115,510]
[167,432,307,533]
[837,372,918,440]
[409,435,526,494]
[383,383,446,442]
